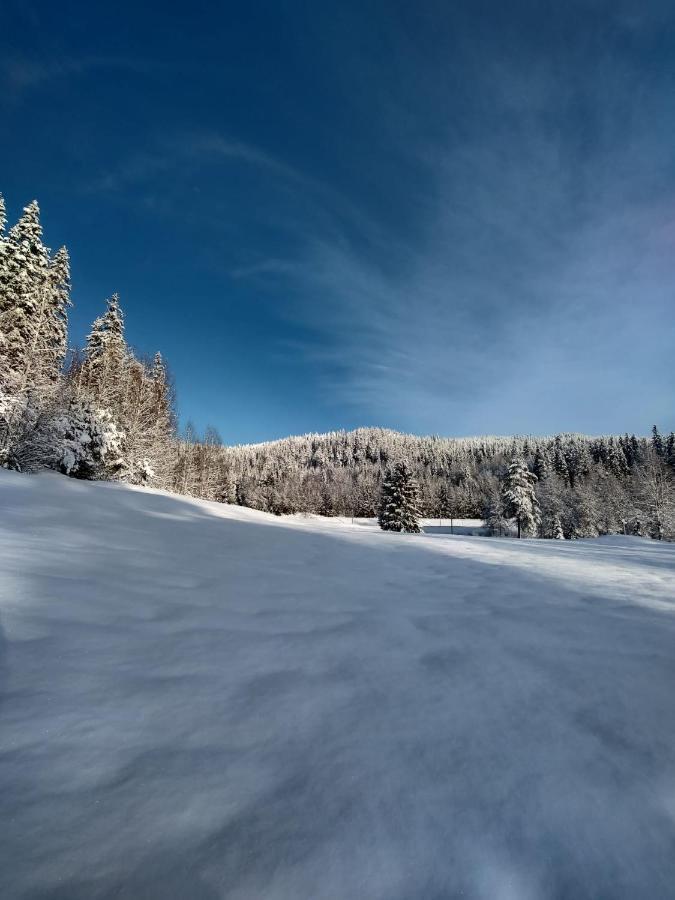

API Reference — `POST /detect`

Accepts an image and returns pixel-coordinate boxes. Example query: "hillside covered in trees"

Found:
[1,191,674,540]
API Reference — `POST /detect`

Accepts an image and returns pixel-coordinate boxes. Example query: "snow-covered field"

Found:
[2,471,675,900]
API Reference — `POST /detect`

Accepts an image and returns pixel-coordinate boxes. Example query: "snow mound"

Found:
[1,470,675,899]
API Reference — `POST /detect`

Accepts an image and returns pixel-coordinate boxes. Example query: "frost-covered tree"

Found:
[635,451,674,541]
[552,438,570,485]
[566,484,601,538]
[0,201,55,392]
[537,474,566,538]
[667,433,675,472]
[502,458,540,538]
[652,425,665,459]
[483,477,510,536]
[47,246,71,376]
[532,446,551,480]
[81,294,128,401]
[0,194,9,385]
[0,200,74,467]
[378,462,421,533]
[57,401,124,479]
[436,482,454,526]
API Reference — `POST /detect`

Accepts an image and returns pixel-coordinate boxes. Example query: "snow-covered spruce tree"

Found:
[0,200,74,468]
[147,351,175,483]
[46,246,71,377]
[667,432,675,473]
[483,477,510,536]
[0,201,53,393]
[532,446,551,480]
[536,474,567,539]
[635,450,675,541]
[566,483,601,538]
[0,193,10,387]
[502,458,540,538]
[80,294,128,404]
[552,437,570,485]
[378,462,421,533]
[56,400,124,479]
[436,482,453,525]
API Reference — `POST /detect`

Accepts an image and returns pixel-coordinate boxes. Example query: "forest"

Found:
[1,192,674,540]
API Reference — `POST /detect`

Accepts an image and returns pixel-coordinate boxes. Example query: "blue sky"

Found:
[1,0,674,442]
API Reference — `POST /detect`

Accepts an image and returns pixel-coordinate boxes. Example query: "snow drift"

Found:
[1,470,675,899]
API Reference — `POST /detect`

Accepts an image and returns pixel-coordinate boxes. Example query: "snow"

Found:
[1,471,675,899]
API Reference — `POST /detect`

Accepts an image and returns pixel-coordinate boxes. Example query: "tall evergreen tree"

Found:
[436,482,454,525]
[82,294,128,403]
[552,438,570,485]
[532,446,551,480]
[1,200,53,391]
[0,194,9,385]
[502,458,540,538]
[483,478,510,536]
[47,246,71,377]
[378,462,421,533]
[666,433,675,472]
[652,425,664,459]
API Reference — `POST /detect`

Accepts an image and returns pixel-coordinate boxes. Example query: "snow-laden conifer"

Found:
[1,201,52,392]
[378,462,421,533]
[502,458,540,538]
[47,247,71,376]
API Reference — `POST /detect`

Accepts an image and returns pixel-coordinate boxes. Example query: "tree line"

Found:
[1,192,674,539]
[220,425,675,539]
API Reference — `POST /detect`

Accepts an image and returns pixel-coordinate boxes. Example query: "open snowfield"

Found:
[2,471,675,899]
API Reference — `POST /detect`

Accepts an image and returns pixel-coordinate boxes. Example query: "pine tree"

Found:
[568,484,601,538]
[636,451,674,541]
[483,479,509,536]
[378,462,421,533]
[667,433,675,472]
[552,438,570,485]
[150,352,174,443]
[652,425,664,459]
[47,246,71,377]
[0,200,53,392]
[532,446,551,480]
[605,437,629,478]
[502,458,540,538]
[0,194,9,385]
[81,294,128,405]
[0,200,73,467]
[436,482,453,525]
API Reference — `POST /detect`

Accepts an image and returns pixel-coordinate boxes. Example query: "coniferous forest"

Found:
[1,192,674,540]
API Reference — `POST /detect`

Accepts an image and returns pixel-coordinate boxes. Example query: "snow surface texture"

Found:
[1,471,675,900]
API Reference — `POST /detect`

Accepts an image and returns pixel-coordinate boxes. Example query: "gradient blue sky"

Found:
[1,0,674,442]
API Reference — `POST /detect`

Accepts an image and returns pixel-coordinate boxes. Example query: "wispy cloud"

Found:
[86,134,308,194]
[0,54,165,98]
[248,45,675,434]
